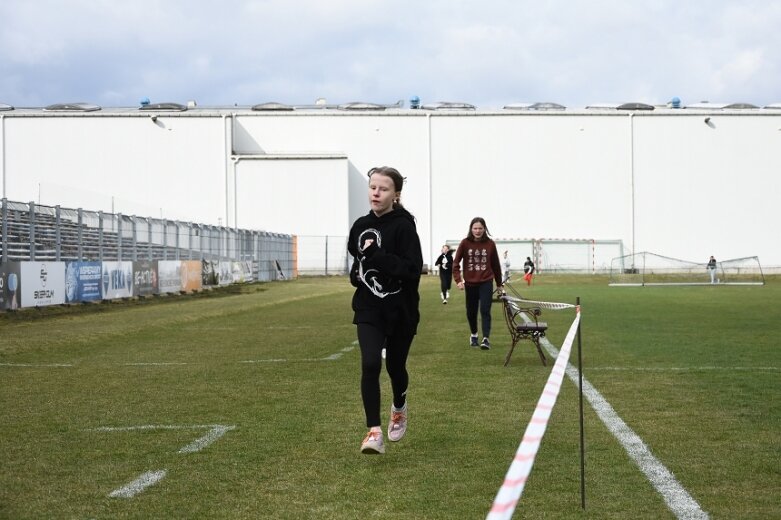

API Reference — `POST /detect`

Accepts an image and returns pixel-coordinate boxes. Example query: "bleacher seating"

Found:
[1,206,198,262]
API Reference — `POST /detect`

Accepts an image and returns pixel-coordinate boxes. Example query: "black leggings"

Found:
[357,323,414,428]
[439,271,452,295]
[465,281,494,338]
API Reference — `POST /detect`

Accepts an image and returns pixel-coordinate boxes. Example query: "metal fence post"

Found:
[1,198,7,263]
[55,205,61,261]
[77,208,84,261]
[28,201,36,261]
[117,214,123,261]
[98,211,104,261]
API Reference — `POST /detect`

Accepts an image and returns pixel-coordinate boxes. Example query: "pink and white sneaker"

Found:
[388,403,408,442]
[361,429,385,454]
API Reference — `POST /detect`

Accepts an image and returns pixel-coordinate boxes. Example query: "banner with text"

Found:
[65,261,103,303]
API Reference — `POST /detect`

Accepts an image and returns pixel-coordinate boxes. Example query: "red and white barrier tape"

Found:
[487,306,581,520]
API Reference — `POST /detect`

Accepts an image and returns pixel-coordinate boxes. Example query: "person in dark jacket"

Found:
[348,166,423,455]
[434,244,454,304]
[707,255,717,284]
[523,256,535,286]
[453,217,504,350]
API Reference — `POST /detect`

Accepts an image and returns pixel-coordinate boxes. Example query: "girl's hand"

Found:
[457,281,465,290]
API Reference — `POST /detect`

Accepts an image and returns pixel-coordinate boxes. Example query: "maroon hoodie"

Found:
[453,238,503,287]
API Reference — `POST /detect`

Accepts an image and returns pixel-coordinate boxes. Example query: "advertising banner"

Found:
[65,261,103,303]
[181,260,203,292]
[132,260,158,297]
[20,261,66,308]
[0,262,22,310]
[218,261,233,285]
[102,261,134,299]
[232,261,254,282]
[157,261,182,294]
[202,260,218,286]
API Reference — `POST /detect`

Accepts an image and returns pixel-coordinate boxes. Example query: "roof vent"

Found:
[252,102,294,111]
[723,102,759,109]
[617,102,655,111]
[422,101,476,111]
[528,102,566,111]
[0,103,14,111]
[43,102,101,112]
[139,102,187,112]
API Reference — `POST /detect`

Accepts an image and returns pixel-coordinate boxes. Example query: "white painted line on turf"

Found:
[0,362,73,367]
[321,344,356,361]
[93,424,236,498]
[538,337,709,519]
[124,362,188,366]
[92,424,235,453]
[240,340,358,363]
[109,470,167,498]
[178,425,236,453]
[587,366,779,372]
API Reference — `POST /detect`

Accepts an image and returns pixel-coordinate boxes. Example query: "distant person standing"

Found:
[502,250,511,284]
[453,217,503,350]
[348,166,423,455]
[434,244,454,304]
[707,255,717,284]
[523,256,535,286]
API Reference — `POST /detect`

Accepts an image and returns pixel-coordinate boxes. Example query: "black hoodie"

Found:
[348,207,423,336]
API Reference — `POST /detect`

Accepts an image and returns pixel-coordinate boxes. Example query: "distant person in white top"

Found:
[502,250,511,284]
[707,255,718,284]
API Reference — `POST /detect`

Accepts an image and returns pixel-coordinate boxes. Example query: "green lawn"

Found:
[1,275,779,519]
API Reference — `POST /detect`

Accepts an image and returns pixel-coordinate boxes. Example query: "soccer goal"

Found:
[609,252,765,286]
[487,238,625,274]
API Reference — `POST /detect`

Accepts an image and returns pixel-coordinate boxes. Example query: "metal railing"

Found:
[1,198,295,281]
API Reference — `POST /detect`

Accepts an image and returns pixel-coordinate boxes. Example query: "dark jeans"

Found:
[465,281,494,338]
[357,323,414,428]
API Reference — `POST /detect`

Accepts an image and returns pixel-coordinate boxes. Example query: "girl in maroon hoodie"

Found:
[453,217,503,350]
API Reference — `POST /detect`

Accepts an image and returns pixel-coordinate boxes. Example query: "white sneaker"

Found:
[361,429,385,454]
[388,403,408,442]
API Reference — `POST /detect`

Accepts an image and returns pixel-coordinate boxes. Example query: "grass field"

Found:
[1,275,779,519]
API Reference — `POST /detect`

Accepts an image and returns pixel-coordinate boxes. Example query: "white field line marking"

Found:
[588,366,778,372]
[93,424,236,498]
[178,425,236,453]
[0,362,73,367]
[240,340,358,363]
[538,334,709,519]
[124,362,188,366]
[108,470,167,498]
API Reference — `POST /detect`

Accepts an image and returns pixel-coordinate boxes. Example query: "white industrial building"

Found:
[1,100,779,271]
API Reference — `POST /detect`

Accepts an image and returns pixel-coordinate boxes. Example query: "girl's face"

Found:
[368,174,398,216]
[471,222,485,239]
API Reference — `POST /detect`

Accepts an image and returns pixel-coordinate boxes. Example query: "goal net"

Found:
[446,238,625,275]
[609,252,765,286]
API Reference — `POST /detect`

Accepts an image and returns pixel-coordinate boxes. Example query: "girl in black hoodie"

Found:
[348,166,423,454]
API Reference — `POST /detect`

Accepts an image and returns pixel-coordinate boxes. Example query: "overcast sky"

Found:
[2,0,780,110]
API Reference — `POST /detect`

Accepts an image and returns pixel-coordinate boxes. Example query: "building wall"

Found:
[1,109,779,268]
